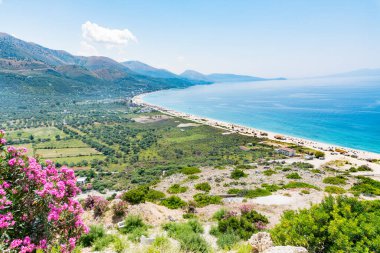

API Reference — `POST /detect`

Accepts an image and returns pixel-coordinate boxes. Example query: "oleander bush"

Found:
[195,182,211,192]
[0,131,87,252]
[271,196,380,253]
[111,201,128,218]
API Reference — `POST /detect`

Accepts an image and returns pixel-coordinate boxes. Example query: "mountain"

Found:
[181,69,286,83]
[324,68,380,78]
[0,33,199,97]
[122,61,179,79]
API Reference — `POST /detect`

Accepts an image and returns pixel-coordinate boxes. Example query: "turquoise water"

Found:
[143,76,380,153]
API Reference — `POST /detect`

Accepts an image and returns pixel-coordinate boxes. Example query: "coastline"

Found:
[132,93,380,162]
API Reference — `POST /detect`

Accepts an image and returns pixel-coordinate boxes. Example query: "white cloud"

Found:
[78,41,99,56]
[81,21,137,45]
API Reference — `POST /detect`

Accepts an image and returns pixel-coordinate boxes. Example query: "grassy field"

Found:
[35,147,101,158]
[8,127,67,140]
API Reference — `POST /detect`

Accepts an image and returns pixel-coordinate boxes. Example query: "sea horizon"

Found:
[142,76,380,154]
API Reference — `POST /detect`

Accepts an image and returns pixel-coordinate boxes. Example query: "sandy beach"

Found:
[132,93,380,175]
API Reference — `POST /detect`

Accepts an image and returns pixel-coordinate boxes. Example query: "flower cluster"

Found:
[0,131,88,252]
[82,195,109,217]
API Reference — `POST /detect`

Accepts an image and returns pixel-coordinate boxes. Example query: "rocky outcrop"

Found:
[249,232,308,253]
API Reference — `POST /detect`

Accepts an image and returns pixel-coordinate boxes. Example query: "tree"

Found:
[0,130,87,252]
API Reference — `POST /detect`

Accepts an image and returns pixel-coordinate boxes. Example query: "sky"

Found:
[0,0,380,78]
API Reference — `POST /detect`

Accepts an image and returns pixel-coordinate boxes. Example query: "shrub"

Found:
[163,220,209,252]
[195,182,211,192]
[160,196,187,209]
[300,190,310,194]
[193,193,222,207]
[323,176,347,185]
[314,151,325,158]
[283,181,320,190]
[292,162,314,169]
[119,215,148,242]
[122,186,148,204]
[113,236,127,253]
[271,196,380,253]
[227,188,241,194]
[93,197,109,217]
[325,186,346,194]
[231,169,247,179]
[286,172,302,179]
[122,186,164,204]
[183,213,197,219]
[349,165,373,172]
[263,169,276,176]
[261,183,281,192]
[92,234,115,251]
[146,189,166,202]
[80,224,106,247]
[227,188,271,198]
[112,201,128,217]
[181,167,201,175]
[167,184,188,194]
[212,208,268,248]
[188,175,200,180]
[0,132,87,252]
[351,176,380,196]
[217,232,240,250]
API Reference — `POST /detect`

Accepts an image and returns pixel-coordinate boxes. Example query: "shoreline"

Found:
[132,93,380,161]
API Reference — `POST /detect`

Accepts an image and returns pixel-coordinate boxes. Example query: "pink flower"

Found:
[10,239,23,248]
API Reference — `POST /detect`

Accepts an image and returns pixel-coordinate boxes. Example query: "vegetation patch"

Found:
[263,169,277,176]
[160,196,187,209]
[163,220,209,252]
[271,196,380,253]
[351,176,380,196]
[193,193,222,207]
[283,181,320,190]
[231,169,247,179]
[323,176,347,185]
[167,184,188,194]
[195,182,211,192]
[211,206,268,249]
[286,172,302,179]
[119,215,148,242]
[325,186,346,194]
[181,166,201,175]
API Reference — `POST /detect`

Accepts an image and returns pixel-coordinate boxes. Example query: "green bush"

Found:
[93,235,115,251]
[263,169,277,176]
[122,186,149,204]
[325,186,346,194]
[261,183,281,192]
[283,181,320,190]
[351,176,380,196]
[227,188,271,198]
[314,151,325,158]
[188,175,200,180]
[80,224,106,247]
[231,169,247,179]
[292,162,314,169]
[181,166,201,175]
[217,232,240,250]
[161,196,187,209]
[167,184,188,194]
[323,176,347,185]
[119,215,148,242]
[146,189,166,202]
[183,213,197,219]
[163,220,209,252]
[113,236,127,253]
[349,165,373,172]
[195,182,211,192]
[193,193,222,207]
[212,208,269,249]
[286,172,302,179]
[227,188,241,194]
[271,196,380,253]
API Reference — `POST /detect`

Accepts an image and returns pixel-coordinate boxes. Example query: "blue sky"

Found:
[1,0,380,78]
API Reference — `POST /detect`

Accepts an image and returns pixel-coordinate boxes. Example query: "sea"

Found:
[142,76,380,154]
